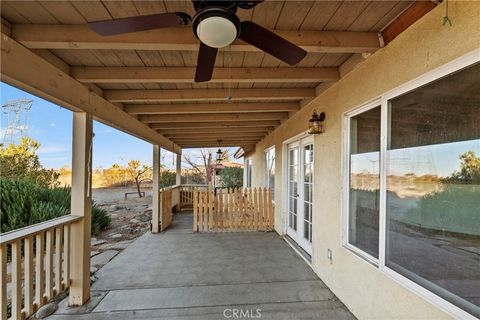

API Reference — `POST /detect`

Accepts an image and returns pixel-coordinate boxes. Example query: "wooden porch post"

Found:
[175,152,182,211]
[176,152,182,186]
[152,145,161,233]
[69,112,93,306]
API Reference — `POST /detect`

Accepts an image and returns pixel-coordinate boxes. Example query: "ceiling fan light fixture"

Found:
[197,16,238,48]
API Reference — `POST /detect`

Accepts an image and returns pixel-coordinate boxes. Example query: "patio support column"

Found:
[176,152,182,186]
[152,145,161,233]
[69,112,93,306]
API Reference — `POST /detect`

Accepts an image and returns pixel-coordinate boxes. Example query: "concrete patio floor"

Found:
[49,212,355,319]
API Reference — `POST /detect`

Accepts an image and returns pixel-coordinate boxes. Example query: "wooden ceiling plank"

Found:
[39,1,87,24]
[71,66,339,83]
[251,1,284,29]
[151,121,280,129]
[182,140,256,144]
[70,1,112,22]
[11,25,381,54]
[105,88,315,103]
[275,1,314,30]
[158,127,273,135]
[300,1,342,30]
[166,132,265,139]
[125,102,299,115]
[323,1,371,31]
[4,1,58,24]
[1,3,30,24]
[180,144,257,148]
[90,49,124,66]
[139,112,289,123]
[132,1,167,15]
[347,1,399,32]
[114,50,145,66]
[101,1,139,19]
[176,138,261,143]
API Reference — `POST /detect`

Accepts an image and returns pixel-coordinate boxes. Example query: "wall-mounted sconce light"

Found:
[308,110,326,134]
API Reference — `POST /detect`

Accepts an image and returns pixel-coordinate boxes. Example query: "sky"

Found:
[351,139,480,178]
[1,83,241,169]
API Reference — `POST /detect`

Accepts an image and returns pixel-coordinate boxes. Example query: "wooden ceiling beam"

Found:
[165,132,266,139]
[11,24,381,53]
[105,88,315,103]
[381,1,437,45]
[140,112,289,123]
[176,138,261,144]
[158,127,273,135]
[125,102,299,115]
[72,67,338,83]
[151,121,280,129]
[181,143,256,148]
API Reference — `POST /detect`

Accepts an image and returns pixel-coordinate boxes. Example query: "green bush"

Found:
[0,179,35,231]
[92,205,111,236]
[0,177,110,235]
[219,167,243,190]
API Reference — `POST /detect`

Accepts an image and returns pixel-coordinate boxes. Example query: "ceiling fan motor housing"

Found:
[193,7,241,48]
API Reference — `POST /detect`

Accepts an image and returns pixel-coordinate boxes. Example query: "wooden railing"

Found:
[1,215,82,320]
[193,188,274,232]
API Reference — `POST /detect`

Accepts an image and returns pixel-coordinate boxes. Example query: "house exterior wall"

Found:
[244,2,480,319]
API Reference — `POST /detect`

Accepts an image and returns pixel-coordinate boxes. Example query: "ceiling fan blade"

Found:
[89,12,191,36]
[195,43,218,82]
[239,21,307,65]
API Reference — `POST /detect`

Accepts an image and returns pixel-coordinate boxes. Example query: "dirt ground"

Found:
[92,187,153,242]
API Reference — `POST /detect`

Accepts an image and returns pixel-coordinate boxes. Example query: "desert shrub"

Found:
[0,137,60,188]
[0,177,110,234]
[91,205,111,236]
[0,178,35,231]
[30,200,69,225]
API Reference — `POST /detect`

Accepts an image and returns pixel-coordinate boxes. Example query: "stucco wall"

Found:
[244,2,480,319]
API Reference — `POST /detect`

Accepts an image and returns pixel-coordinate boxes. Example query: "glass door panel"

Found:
[287,144,299,237]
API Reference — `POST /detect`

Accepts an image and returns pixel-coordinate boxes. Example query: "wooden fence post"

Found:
[193,189,197,232]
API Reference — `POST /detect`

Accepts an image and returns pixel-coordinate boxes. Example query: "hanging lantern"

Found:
[308,110,326,134]
[216,148,223,162]
[216,139,223,162]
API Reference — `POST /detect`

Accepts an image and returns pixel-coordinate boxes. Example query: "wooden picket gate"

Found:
[193,188,274,232]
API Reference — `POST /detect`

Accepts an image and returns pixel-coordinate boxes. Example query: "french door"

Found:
[286,136,314,255]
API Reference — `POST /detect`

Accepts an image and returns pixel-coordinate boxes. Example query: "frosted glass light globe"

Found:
[196,16,237,48]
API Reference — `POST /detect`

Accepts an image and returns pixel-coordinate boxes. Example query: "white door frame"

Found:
[283,131,314,255]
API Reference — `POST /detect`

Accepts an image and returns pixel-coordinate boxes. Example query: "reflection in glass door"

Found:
[303,143,314,245]
[287,144,299,233]
[286,137,314,255]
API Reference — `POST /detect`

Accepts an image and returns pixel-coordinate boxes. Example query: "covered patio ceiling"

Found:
[1,0,436,150]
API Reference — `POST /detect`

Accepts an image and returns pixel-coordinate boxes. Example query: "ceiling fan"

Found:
[89,0,307,82]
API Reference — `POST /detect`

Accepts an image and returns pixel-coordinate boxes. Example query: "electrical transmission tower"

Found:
[1,98,33,146]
